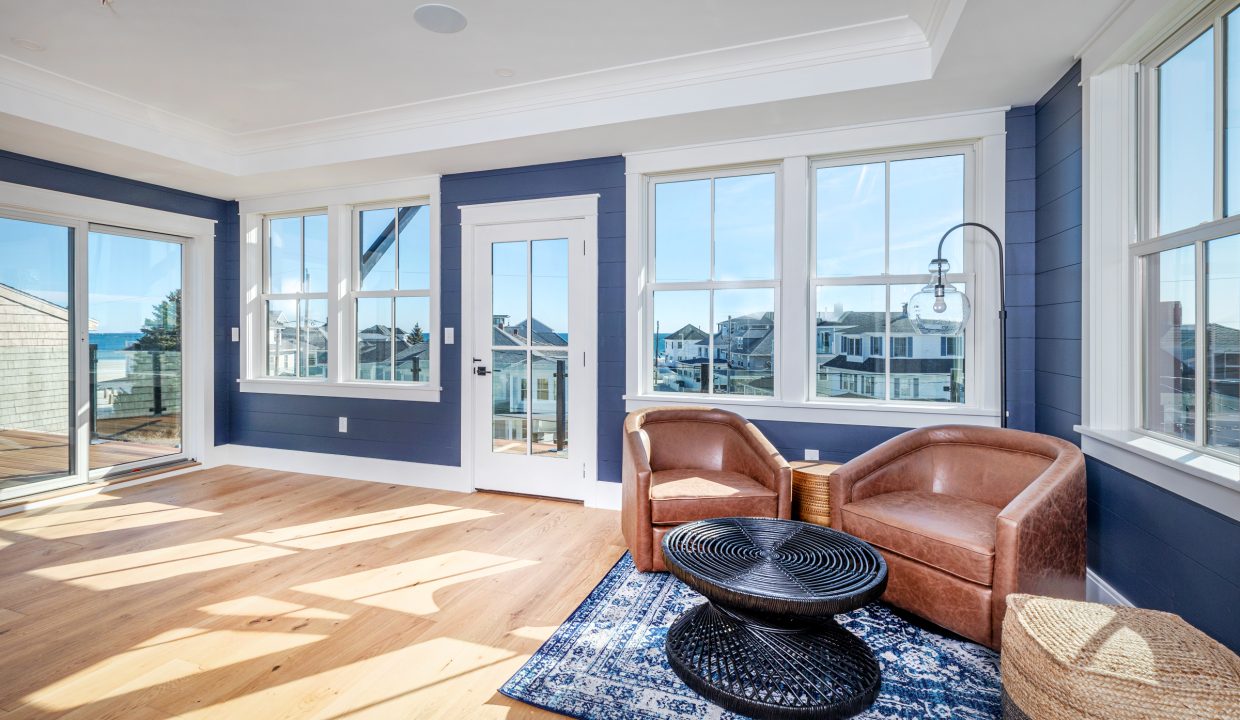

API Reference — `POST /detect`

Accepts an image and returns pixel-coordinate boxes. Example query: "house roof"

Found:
[820,356,957,374]
[818,310,915,335]
[664,324,708,342]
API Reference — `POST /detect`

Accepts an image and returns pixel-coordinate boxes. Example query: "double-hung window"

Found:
[263,212,329,378]
[353,202,432,383]
[1140,6,1240,458]
[812,149,969,404]
[647,167,779,397]
[240,177,441,401]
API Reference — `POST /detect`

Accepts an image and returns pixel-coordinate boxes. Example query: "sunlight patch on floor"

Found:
[0,502,218,539]
[237,504,462,544]
[24,628,328,711]
[259,508,498,550]
[29,538,297,590]
[199,595,350,621]
[170,637,520,720]
[292,550,539,616]
[508,625,557,642]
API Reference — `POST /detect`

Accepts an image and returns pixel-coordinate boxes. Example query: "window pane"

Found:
[1144,246,1197,442]
[1206,235,1239,454]
[653,290,709,393]
[892,282,964,403]
[531,350,568,458]
[531,238,569,346]
[654,179,710,282]
[1160,29,1215,234]
[303,214,328,293]
[266,299,298,377]
[0,216,73,485]
[268,217,301,294]
[815,285,885,399]
[816,163,885,277]
[714,173,775,280]
[1229,12,1240,216]
[492,350,528,455]
[889,155,965,275]
[714,288,775,396]
[359,207,397,291]
[395,296,430,382]
[357,297,393,381]
[397,205,431,290]
[299,299,327,378]
[492,241,527,346]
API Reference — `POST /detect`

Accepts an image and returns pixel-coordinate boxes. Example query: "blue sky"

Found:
[0,218,181,333]
[492,237,569,339]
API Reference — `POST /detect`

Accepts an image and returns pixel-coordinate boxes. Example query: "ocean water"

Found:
[90,332,141,382]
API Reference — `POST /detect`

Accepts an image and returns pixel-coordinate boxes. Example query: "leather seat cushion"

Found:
[841,490,998,585]
[649,469,777,525]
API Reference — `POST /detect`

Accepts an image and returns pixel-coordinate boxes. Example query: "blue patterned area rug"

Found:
[501,553,1000,719]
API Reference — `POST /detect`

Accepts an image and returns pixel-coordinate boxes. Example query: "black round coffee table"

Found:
[661,517,888,720]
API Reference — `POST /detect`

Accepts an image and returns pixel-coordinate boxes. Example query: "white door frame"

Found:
[459,194,599,499]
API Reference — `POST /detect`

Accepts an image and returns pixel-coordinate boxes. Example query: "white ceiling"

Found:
[0,0,1130,198]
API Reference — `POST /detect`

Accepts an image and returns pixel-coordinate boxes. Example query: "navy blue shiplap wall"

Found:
[229,157,626,471]
[1028,63,1240,653]
[0,150,236,447]
[1088,459,1240,651]
[440,157,627,481]
[1006,105,1038,432]
[1033,62,1084,444]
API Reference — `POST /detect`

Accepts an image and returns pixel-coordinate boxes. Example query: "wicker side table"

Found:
[790,461,838,526]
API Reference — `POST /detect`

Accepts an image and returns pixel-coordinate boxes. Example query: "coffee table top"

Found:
[661,517,887,616]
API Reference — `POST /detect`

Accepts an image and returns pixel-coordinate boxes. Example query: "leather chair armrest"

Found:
[991,452,1086,641]
[621,425,654,565]
[827,429,931,529]
[733,420,792,518]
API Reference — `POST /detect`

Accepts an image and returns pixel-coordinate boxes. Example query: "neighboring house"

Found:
[662,324,708,362]
[267,307,328,377]
[490,315,568,451]
[0,283,91,437]
[816,310,964,402]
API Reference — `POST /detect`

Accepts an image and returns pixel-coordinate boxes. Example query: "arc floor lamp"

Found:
[906,222,1007,428]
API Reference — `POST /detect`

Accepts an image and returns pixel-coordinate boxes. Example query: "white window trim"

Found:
[0,180,216,467]
[623,109,1008,427]
[238,176,442,402]
[1081,0,1240,513]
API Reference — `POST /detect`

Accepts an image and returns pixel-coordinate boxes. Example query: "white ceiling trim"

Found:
[0,0,966,178]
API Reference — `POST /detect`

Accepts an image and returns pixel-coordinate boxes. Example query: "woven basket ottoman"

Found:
[1000,593,1240,719]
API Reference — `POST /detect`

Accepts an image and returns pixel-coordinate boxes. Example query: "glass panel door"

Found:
[490,238,569,459]
[88,228,183,471]
[0,216,76,498]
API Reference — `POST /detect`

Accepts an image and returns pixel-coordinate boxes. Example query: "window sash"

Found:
[262,212,329,380]
[1139,0,1240,459]
[350,201,434,386]
[645,165,781,397]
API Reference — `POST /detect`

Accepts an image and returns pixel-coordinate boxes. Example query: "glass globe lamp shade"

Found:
[907,281,971,335]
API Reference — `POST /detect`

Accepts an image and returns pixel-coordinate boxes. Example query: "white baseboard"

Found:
[586,479,622,510]
[1086,568,1133,606]
[208,444,472,494]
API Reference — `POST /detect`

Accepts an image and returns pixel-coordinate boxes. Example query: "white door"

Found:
[468,206,597,501]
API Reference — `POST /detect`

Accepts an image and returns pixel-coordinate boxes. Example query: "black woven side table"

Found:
[661,517,889,720]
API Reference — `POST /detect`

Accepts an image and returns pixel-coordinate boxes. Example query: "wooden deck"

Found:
[0,429,177,486]
[0,466,625,719]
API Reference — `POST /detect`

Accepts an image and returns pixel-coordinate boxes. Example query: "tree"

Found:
[406,322,424,346]
[131,289,181,351]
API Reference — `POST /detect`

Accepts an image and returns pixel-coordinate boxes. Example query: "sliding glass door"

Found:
[88,227,183,471]
[0,216,76,498]
[0,214,187,501]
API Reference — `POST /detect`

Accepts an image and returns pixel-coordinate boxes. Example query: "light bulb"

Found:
[932,298,947,314]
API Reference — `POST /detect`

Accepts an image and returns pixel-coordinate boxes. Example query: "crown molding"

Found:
[0,1,966,179]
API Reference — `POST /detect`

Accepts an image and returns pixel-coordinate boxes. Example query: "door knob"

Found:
[474,366,490,376]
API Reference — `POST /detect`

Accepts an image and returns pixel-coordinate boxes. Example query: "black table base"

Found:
[666,601,881,720]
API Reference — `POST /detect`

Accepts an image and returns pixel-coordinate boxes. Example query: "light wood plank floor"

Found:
[0,466,625,719]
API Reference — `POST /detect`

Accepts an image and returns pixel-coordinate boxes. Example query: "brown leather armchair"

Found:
[622,407,791,572]
[829,425,1085,650]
